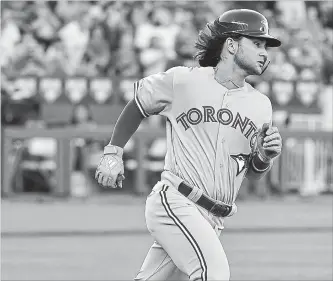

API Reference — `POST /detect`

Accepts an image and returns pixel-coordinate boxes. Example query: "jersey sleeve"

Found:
[255,92,273,130]
[264,96,273,126]
[134,68,175,117]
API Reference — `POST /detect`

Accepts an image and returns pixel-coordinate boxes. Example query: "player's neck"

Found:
[214,61,246,90]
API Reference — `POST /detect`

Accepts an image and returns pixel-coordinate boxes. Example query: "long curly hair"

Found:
[194,20,244,67]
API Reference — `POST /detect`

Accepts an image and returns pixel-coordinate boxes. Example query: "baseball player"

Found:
[95,9,283,281]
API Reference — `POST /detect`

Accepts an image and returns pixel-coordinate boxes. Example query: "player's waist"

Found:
[160,171,235,217]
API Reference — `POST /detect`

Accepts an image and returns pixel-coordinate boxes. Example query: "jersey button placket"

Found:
[226,91,231,108]
[221,91,228,142]
[216,91,228,199]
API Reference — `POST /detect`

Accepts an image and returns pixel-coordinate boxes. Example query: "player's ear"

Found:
[226,38,238,55]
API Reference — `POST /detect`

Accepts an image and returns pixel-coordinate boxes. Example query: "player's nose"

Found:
[259,49,268,60]
[259,53,268,65]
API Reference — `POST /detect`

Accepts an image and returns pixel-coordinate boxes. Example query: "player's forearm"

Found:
[109,99,145,148]
[246,166,271,180]
[246,153,272,181]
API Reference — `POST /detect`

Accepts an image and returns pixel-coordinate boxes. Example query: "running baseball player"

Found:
[95,9,283,281]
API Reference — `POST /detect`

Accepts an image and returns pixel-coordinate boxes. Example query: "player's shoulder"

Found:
[166,66,197,75]
[246,82,272,107]
[166,66,214,81]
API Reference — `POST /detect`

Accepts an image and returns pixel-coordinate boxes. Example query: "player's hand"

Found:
[256,123,282,162]
[95,147,125,188]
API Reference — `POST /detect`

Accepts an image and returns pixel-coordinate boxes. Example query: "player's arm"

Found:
[109,99,145,148]
[94,99,145,188]
[95,68,176,188]
[246,123,282,180]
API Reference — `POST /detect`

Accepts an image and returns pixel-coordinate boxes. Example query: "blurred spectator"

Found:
[318,1,333,29]
[2,1,36,31]
[319,75,333,131]
[101,3,127,54]
[166,20,198,69]
[30,2,61,50]
[115,31,142,77]
[82,25,111,76]
[135,7,180,60]
[58,13,92,74]
[55,0,90,24]
[305,6,326,42]
[287,31,323,76]
[267,49,298,81]
[1,10,21,68]
[75,56,100,77]
[275,0,307,30]
[299,68,317,80]
[6,33,47,76]
[321,37,333,84]
[140,36,168,76]
[44,39,70,76]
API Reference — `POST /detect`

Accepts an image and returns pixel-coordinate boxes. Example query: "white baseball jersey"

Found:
[134,66,272,226]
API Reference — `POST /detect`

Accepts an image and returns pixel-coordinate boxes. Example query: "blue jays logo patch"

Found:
[231,154,250,176]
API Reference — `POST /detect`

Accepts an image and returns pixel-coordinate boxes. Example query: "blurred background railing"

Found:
[1,0,332,199]
[1,125,333,198]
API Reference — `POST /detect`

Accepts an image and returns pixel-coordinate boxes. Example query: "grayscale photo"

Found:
[1,1,332,280]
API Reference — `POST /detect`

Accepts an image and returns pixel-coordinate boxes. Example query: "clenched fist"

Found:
[95,145,125,188]
[256,123,282,162]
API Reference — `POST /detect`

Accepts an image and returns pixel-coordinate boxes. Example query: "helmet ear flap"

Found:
[260,60,270,75]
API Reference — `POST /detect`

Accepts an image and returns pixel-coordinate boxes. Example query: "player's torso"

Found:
[164,67,269,204]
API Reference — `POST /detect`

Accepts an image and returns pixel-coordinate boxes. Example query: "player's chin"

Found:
[250,65,263,76]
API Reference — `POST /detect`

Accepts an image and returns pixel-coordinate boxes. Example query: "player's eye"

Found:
[254,41,268,50]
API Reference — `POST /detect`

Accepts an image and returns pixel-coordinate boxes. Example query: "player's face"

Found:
[234,37,268,76]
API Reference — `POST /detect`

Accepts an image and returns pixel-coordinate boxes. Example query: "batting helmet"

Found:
[211,9,281,48]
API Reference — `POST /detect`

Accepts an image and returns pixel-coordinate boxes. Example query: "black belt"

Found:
[178,182,232,217]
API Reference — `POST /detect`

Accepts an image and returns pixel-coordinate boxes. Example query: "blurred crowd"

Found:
[1,1,333,197]
[1,1,333,82]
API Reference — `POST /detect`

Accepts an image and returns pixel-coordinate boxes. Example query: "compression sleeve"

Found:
[110,99,145,148]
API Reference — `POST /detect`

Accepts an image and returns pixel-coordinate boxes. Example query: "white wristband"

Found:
[103,144,123,157]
